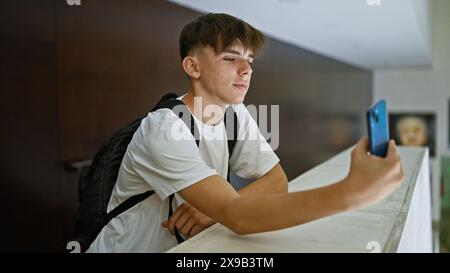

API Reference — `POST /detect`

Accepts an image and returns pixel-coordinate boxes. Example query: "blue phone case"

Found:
[367,100,389,157]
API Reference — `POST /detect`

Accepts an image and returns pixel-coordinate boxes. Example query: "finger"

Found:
[386,139,399,160]
[174,211,190,234]
[352,137,369,157]
[168,204,187,234]
[190,225,203,237]
[168,203,188,235]
[162,220,168,228]
[181,218,196,237]
[357,137,369,151]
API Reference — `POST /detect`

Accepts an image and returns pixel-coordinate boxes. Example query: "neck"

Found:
[182,87,228,126]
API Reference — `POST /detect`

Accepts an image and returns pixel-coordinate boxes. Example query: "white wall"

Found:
[411,0,433,56]
[169,0,432,69]
[374,0,450,226]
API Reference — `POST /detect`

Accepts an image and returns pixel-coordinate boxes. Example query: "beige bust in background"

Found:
[396,116,428,146]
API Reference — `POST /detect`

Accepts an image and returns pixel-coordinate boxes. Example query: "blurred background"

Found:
[0,0,448,252]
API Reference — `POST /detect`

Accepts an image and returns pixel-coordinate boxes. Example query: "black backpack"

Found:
[71,93,239,252]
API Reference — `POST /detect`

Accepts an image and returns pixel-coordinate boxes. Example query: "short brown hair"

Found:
[179,13,265,60]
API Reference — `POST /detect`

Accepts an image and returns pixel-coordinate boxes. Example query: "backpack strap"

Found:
[153,95,200,244]
[151,92,180,111]
[153,93,238,157]
[105,191,155,224]
[98,94,184,231]
[168,194,186,244]
[152,95,200,147]
[224,106,238,181]
[154,94,240,245]
[77,190,156,252]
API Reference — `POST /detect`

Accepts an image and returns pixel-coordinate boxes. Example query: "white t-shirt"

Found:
[87,96,280,253]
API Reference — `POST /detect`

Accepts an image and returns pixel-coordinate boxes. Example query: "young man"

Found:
[87,13,404,253]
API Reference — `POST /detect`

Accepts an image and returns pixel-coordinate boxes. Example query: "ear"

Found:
[182,56,200,79]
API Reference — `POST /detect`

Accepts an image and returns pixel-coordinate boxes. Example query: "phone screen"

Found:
[366,100,389,157]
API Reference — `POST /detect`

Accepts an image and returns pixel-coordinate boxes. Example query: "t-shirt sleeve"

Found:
[127,110,217,200]
[229,105,280,180]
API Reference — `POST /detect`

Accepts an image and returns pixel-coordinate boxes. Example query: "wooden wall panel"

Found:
[0,0,61,252]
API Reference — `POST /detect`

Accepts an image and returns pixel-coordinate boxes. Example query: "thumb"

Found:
[162,220,168,228]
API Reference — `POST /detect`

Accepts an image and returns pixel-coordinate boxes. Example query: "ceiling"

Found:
[168,0,432,70]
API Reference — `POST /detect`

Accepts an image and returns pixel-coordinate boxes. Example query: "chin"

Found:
[231,91,248,104]
[229,95,245,105]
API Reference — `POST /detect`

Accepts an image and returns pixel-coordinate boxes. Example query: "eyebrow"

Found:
[223,49,254,59]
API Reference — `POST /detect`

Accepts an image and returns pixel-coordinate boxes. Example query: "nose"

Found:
[238,60,253,77]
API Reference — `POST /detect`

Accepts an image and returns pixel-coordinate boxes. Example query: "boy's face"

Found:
[195,40,254,105]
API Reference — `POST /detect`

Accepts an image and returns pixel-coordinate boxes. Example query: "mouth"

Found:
[233,83,248,91]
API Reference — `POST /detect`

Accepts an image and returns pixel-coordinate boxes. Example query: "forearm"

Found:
[197,173,288,227]
[237,164,288,196]
[225,178,353,235]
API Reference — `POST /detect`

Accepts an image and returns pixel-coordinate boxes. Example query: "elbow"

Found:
[227,220,251,235]
[233,228,251,236]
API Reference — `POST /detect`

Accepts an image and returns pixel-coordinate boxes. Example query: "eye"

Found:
[224,57,235,62]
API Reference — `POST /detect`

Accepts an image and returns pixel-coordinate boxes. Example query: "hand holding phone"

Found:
[367,100,389,157]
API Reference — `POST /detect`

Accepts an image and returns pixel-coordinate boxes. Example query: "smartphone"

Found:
[366,100,389,157]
